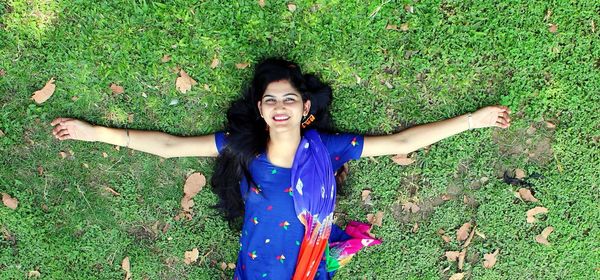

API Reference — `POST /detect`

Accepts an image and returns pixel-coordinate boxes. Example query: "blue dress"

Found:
[214,131,364,280]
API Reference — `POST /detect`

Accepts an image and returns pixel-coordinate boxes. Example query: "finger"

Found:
[56,129,70,138]
[58,134,71,141]
[496,119,509,128]
[51,118,74,126]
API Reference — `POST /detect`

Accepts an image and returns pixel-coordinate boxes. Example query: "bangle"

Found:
[125,128,130,147]
[467,113,473,130]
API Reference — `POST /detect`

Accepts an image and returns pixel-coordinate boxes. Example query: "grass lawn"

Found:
[1,0,599,279]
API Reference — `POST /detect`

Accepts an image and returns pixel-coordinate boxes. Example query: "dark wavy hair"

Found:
[210,58,335,227]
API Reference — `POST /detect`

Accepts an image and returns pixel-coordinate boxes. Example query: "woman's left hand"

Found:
[471,105,511,129]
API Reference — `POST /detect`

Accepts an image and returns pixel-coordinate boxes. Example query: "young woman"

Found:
[50,58,511,279]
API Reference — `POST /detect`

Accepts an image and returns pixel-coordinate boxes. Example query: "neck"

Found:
[265,128,302,167]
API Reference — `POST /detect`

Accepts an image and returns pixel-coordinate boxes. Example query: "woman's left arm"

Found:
[361,105,511,157]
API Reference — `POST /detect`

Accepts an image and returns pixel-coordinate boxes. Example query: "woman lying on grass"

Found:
[50,58,511,279]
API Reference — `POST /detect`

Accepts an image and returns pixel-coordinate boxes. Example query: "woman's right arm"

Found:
[50,117,219,158]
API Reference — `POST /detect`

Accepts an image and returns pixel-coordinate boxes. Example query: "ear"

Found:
[257,101,263,117]
[303,100,311,116]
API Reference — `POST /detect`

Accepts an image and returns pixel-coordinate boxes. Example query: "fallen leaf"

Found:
[161,55,171,63]
[31,78,56,104]
[475,229,486,239]
[115,145,121,151]
[83,163,89,168]
[535,226,554,245]
[545,121,556,129]
[258,0,265,8]
[104,187,121,196]
[71,96,79,101]
[526,125,537,135]
[220,262,227,270]
[402,201,420,213]
[162,223,170,234]
[110,83,124,94]
[128,114,134,123]
[287,3,297,12]
[445,251,460,262]
[515,168,526,179]
[400,23,409,31]
[184,173,206,198]
[412,222,419,233]
[449,273,464,280]
[441,194,451,201]
[442,235,451,243]
[28,270,41,278]
[37,166,44,176]
[392,154,415,165]
[203,84,210,90]
[2,193,18,210]
[102,152,108,158]
[235,63,249,69]
[361,189,371,201]
[227,263,236,269]
[122,256,131,280]
[210,58,220,69]
[181,196,195,212]
[526,206,548,223]
[385,24,398,30]
[483,249,499,268]
[517,188,539,202]
[458,248,466,270]
[367,211,384,227]
[456,222,471,242]
[0,69,5,76]
[175,69,198,93]
[549,24,558,33]
[462,224,477,248]
[592,20,596,33]
[404,4,414,13]
[184,248,199,264]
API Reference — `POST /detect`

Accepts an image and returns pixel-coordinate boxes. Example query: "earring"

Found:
[301,114,315,129]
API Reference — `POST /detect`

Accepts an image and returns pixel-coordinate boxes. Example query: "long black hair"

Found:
[210,58,334,226]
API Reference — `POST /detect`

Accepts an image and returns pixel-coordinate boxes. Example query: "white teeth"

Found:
[274,116,290,121]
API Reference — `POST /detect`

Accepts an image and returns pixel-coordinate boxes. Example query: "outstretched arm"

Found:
[361,106,511,157]
[50,118,219,158]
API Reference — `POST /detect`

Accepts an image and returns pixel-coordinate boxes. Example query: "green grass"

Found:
[1,0,599,279]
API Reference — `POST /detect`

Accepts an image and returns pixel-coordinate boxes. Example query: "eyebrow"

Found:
[262,93,299,98]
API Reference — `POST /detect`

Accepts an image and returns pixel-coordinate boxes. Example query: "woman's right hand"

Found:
[50,118,98,142]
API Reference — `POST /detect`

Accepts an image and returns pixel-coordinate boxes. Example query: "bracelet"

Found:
[125,128,130,147]
[467,113,473,130]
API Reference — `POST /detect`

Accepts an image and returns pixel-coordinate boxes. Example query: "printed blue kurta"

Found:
[214,131,363,280]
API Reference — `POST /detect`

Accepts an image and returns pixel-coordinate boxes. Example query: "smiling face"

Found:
[258,79,311,133]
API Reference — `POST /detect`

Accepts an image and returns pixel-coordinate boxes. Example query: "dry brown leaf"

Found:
[367,211,384,227]
[210,58,220,69]
[37,166,44,176]
[412,222,419,233]
[0,69,5,76]
[102,152,108,158]
[361,189,371,201]
[458,248,466,270]
[535,226,554,245]
[449,273,464,280]
[475,229,486,239]
[462,224,477,248]
[161,55,171,63]
[0,129,4,137]
[592,20,596,33]
[31,78,56,104]
[2,193,18,210]
[175,69,198,93]
[404,4,414,13]
[515,168,526,179]
[83,163,89,168]
[517,188,539,202]
[545,121,556,129]
[184,248,199,264]
[258,0,265,7]
[104,187,121,196]
[385,24,398,30]
[71,96,79,101]
[526,206,548,223]
[235,63,250,69]
[391,154,415,165]
[400,23,409,31]
[110,83,124,94]
[227,262,236,269]
[549,24,558,33]
[543,9,552,21]
[287,3,297,12]
[28,270,41,278]
[445,251,460,262]
[181,196,195,212]
[442,235,451,243]
[456,222,471,242]
[220,262,227,270]
[115,145,121,151]
[402,202,420,213]
[122,256,131,280]
[483,249,499,268]
[184,173,206,198]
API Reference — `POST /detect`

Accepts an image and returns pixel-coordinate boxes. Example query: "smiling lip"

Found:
[273,114,290,122]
